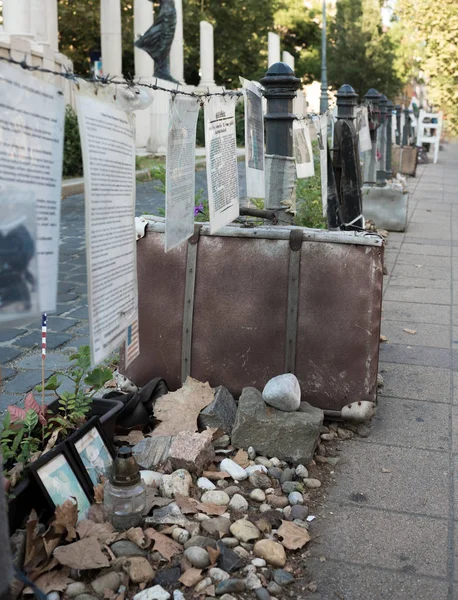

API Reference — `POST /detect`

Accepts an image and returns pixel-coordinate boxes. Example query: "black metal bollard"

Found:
[386,99,394,179]
[260,62,301,223]
[376,94,387,184]
[395,104,402,145]
[333,84,363,230]
[402,107,410,146]
[364,88,381,183]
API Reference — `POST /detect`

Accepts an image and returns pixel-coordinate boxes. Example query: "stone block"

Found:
[362,184,408,232]
[198,386,237,433]
[231,387,323,465]
[169,431,215,473]
[133,436,174,469]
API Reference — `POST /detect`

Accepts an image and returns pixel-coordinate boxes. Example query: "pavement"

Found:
[308,143,458,599]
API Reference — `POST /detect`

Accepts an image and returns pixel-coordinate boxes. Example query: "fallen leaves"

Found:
[403,328,417,335]
[115,430,146,445]
[127,527,150,549]
[23,567,73,594]
[174,494,226,517]
[278,521,311,550]
[54,537,110,570]
[178,567,204,587]
[145,529,182,561]
[153,377,214,436]
[52,500,78,542]
[232,449,250,469]
[202,471,230,481]
[76,520,117,545]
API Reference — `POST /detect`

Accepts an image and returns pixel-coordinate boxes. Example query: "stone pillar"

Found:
[282,51,295,71]
[268,32,280,68]
[47,0,59,51]
[199,21,215,87]
[100,0,122,76]
[31,0,48,44]
[2,0,31,35]
[134,0,154,78]
[170,0,184,83]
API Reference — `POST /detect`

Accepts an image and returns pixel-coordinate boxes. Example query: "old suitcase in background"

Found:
[122,220,384,414]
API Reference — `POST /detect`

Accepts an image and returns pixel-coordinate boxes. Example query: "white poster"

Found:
[165,95,200,252]
[0,63,65,312]
[242,79,265,199]
[293,120,315,179]
[313,114,328,218]
[357,107,372,152]
[76,94,138,366]
[204,96,240,234]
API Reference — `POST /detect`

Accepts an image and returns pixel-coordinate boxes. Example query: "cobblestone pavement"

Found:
[308,143,458,599]
[0,164,246,412]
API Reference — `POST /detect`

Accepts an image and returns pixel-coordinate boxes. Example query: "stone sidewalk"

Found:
[308,144,458,599]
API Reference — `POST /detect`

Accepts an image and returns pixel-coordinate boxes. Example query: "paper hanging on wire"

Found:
[293,120,315,179]
[313,114,328,218]
[165,95,200,252]
[204,95,240,234]
[76,93,138,366]
[0,62,65,313]
[357,107,372,153]
[241,78,265,199]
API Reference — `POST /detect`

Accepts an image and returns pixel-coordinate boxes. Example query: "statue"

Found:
[135,0,178,83]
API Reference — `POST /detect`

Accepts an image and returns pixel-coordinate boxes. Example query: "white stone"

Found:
[2,0,31,35]
[170,0,184,83]
[262,374,301,412]
[259,503,271,513]
[199,21,215,87]
[133,585,171,600]
[184,547,211,569]
[245,573,262,590]
[342,400,377,423]
[220,458,248,481]
[194,577,212,594]
[209,568,231,584]
[251,558,266,568]
[197,477,216,491]
[221,537,239,548]
[230,518,261,542]
[250,489,266,502]
[265,488,275,495]
[270,457,281,467]
[288,492,304,506]
[173,592,185,600]
[282,50,295,70]
[245,464,267,476]
[247,446,256,460]
[140,471,164,486]
[101,0,122,76]
[268,32,281,67]
[172,527,190,544]
[201,490,230,506]
[234,546,250,558]
[160,469,192,498]
[255,457,272,468]
[134,0,154,78]
[295,465,309,479]
[229,494,249,511]
[47,593,60,600]
[304,478,322,489]
[195,513,210,521]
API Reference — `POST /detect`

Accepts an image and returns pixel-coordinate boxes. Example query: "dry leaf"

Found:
[29,557,59,580]
[146,530,182,561]
[206,546,221,565]
[7,462,24,489]
[197,502,226,516]
[202,471,230,481]
[43,428,62,454]
[94,482,105,504]
[199,584,215,596]
[179,568,204,587]
[77,520,116,544]
[115,430,145,445]
[175,495,199,515]
[380,335,388,342]
[54,537,110,570]
[232,449,250,469]
[25,510,47,571]
[23,567,72,594]
[403,328,416,335]
[43,535,64,560]
[88,504,110,523]
[153,377,214,436]
[278,520,311,550]
[53,500,78,541]
[127,527,150,549]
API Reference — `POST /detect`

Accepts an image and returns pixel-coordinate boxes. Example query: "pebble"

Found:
[252,558,266,568]
[201,490,230,506]
[217,541,244,572]
[230,519,261,542]
[209,568,231,584]
[233,546,250,558]
[201,517,231,537]
[281,481,300,495]
[140,471,164,486]
[290,505,309,521]
[220,596,238,600]
[173,591,185,600]
[67,583,87,598]
[266,495,289,509]
[283,506,292,519]
[254,540,286,568]
[153,567,181,586]
[123,557,155,584]
[111,540,147,558]
[220,537,239,548]
[47,593,60,600]
[245,573,262,590]
[273,569,295,586]
[293,519,309,529]
[249,472,272,490]
[229,493,249,511]
[184,547,211,569]
[270,457,281,467]
[259,503,271,513]
[240,542,254,551]
[255,589,271,600]
[160,469,192,498]
[288,491,304,506]
[267,581,283,596]
[262,373,301,412]
[267,467,283,480]
[184,536,217,550]
[280,468,295,484]
[194,577,212,594]
[304,478,322,489]
[225,485,241,497]
[215,579,246,595]
[320,432,335,441]
[91,572,122,595]
[197,477,217,490]
[133,586,171,600]
[250,489,266,502]
[73,595,98,600]
[220,458,248,481]
[214,435,231,449]
[337,427,353,440]
[255,457,273,468]
[172,527,190,544]
[295,464,309,479]
[217,479,229,489]
[247,446,256,460]
[315,456,328,464]
[246,464,268,476]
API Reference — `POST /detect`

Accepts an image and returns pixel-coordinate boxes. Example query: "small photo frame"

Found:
[29,445,92,521]
[67,417,115,489]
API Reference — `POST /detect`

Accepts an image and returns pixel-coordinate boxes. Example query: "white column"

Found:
[282,50,295,71]
[31,0,48,43]
[47,0,59,51]
[134,0,154,78]
[268,32,280,67]
[2,0,31,35]
[199,21,215,87]
[170,0,184,83]
[100,0,122,76]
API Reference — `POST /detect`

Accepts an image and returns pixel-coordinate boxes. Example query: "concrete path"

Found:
[309,144,458,599]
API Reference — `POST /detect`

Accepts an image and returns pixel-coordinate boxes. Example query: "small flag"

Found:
[125,320,140,367]
[42,313,47,357]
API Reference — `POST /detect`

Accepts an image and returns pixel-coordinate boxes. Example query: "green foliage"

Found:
[63,105,83,178]
[294,143,326,229]
[328,0,402,99]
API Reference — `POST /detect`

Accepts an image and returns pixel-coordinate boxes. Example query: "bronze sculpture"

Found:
[134,0,178,83]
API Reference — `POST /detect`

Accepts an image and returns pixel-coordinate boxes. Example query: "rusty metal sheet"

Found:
[123,221,384,413]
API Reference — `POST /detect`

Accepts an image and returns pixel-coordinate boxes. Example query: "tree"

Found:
[328,0,401,100]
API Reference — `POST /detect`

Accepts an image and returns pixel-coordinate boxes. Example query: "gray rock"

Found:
[184,547,211,569]
[160,470,192,498]
[153,566,181,586]
[201,517,232,537]
[195,577,213,594]
[273,569,295,586]
[47,593,60,600]
[172,528,190,544]
[267,467,283,480]
[91,572,123,595]
[280,468,295,484]
[295,464,309,479]
[133,587,171,600]
[288,492,303,506]
[145,502,191,527]
[67,583,88,599]
[247,446,256,460]
[74,595,98,600]
[215,579,246,595]
[290,505,309,521]
[250,489,266,502]
[255,589,271,600]
[111,540,147,558]
[220,537,239,548]
[199,386,237,433]
[232,388,323,464]
[233,546,250,558]
[225,486,241,497]
[209,568,231,584]
[201,490,230,506]
[281,481,301,495]
[262,374,301,412]
[249,472,272,490]
[229,494,249,511]
[213,434,231,449]
[184,536,218,550]
[267,581,283,596]
[217,541,245,573]
[133,436,173,469]
[245,572,262,590]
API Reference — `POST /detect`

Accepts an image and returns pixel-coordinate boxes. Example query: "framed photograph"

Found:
[29,445,92,521]
[67,417,115,489]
